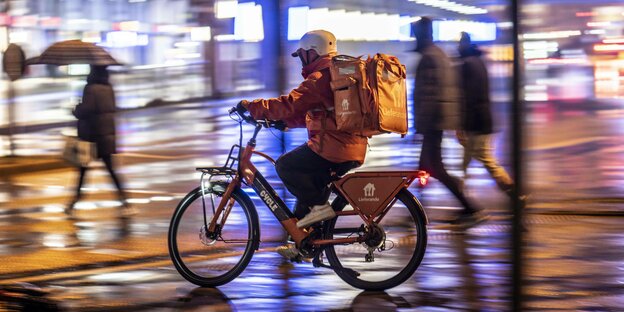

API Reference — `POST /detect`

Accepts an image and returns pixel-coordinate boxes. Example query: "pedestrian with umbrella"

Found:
[28,40,134,217]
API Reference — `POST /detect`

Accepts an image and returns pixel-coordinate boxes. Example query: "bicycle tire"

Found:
[324,189,427,291]
[168,186,259,287]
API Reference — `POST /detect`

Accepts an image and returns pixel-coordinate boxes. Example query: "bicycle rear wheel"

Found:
[324,189,427,291]
[168,186,259,287]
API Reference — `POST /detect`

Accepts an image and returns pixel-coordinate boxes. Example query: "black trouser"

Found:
[275,144,359,219]
[419,130,477,214]
[74,154,125,201]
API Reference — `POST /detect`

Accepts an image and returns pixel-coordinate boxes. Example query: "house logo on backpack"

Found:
[341,98,350,111]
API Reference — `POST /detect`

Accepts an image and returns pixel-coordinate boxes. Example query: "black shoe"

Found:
[451,210,490,228]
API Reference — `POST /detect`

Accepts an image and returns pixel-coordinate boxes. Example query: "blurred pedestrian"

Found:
[412,18,486,226]
[456,32,515,197]
[67,65,135,217]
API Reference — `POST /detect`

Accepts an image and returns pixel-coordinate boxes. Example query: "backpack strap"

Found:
[376,53,406,79]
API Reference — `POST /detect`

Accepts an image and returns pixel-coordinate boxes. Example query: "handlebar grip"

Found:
[242,114,256,124]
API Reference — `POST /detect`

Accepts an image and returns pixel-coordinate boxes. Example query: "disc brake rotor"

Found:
[199,225,218,246]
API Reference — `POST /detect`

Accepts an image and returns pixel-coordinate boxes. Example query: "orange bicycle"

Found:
[168,107,430,290]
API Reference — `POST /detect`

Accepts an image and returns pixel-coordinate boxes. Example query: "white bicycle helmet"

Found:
[291,30,337,57]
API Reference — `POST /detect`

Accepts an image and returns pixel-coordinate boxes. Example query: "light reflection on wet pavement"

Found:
[1,96,623,310]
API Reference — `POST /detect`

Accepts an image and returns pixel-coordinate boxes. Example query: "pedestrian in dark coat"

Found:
[456,32,514,195]
[67,65,133,217]
[413,18,485,226]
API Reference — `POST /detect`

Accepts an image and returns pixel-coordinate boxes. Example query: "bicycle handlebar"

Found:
[228,106,287,131]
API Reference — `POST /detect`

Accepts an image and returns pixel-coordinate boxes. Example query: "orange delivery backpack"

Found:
[329,53,408,137]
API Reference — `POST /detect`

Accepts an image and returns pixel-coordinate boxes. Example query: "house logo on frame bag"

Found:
[359,182,379,202]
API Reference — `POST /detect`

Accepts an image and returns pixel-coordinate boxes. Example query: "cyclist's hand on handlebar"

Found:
[236,100,249,114]
[229,100,255,123]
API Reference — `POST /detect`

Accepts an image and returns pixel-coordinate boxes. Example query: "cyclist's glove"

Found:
[236,100,248,115]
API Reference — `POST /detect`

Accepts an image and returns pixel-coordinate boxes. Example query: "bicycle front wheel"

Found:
[168,186,259,287]
[324,189,427,291]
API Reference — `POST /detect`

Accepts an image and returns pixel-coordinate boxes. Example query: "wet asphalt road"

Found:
[1,95,623,311]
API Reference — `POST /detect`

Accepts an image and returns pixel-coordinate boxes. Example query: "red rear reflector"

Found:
[418,171,430,187]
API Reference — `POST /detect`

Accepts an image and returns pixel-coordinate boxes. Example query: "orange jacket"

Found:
[247,56,368,164]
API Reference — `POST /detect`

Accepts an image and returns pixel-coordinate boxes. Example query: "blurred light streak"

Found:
[150,196,174,202]
[75,222,96,227]
[67,18,92,26]
[68,64,91,75]
[175,41,201,48]
[102,31,148,48]
[594,44,624,52]
[42,234,68,248]
[9,30,30,44]
[216,1,238,19]
[89,271,157,282]
[119,21,141,32]
[100,201,123,208]
[408,0,487,15]
[191,26,211,41]
[42,205,65,213]
[127,198,151,204]
[528,58,589,65]
[576,12,597,17]
[0,13,9,26]
[176,53,201,59]
[433,20,496,41]
[287,6,308,40]
[155,24,190,34]
[585,29,606,35]
[594,59,624,98]
[74,202,98,210]
[525,85,547,91]
[0,27,7,50]
[522,30,581,40]
[82,31,102,43]
[40,16,61,28]
[587,21,611,27]
[603,38,624,44]
[234,2,264,41]
[287,6,418,41]
[497,22,513,29]
[214,34,237,41]
[12,15,37,27]
[525,93,548,102]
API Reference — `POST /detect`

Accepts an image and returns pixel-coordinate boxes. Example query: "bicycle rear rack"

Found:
[195,144,240,176]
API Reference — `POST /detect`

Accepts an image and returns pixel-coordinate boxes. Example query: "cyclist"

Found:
[237,30,368,258]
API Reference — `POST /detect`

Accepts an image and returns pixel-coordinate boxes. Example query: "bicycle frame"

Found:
[205,122,429,248]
